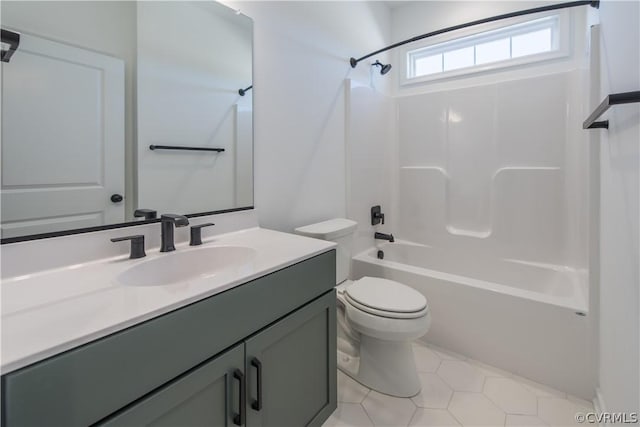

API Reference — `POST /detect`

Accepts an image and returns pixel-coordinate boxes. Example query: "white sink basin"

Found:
[116,246,257,286]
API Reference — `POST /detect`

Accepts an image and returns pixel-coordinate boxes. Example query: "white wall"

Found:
[222,1,392,232]
[596,0,640,415]
[346,80,395,255]
[391,0,552,42]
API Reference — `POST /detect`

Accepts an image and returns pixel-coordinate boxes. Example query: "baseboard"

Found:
[593,387,608,427]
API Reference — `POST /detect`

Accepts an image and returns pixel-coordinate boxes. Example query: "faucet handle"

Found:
[190,223,215,246]
[111,235,146,259]
[371,205,385,225]
[134,209,157,220]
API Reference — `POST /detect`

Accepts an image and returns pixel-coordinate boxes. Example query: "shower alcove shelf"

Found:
[583,91,640,130]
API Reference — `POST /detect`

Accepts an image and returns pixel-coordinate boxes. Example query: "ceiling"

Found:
[383,1,421,10]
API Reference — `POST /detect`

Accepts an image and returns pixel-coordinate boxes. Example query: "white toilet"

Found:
[295,218,431,397]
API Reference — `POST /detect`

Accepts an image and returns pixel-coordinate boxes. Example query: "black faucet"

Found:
[374,232,394,243]
[160,214,189,252]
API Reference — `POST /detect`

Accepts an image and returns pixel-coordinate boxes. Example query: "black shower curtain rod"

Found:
[349,0,599,68]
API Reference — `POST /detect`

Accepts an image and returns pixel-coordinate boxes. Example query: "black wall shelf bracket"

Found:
[149,145,225,153]
[583,91,640,130]
[1,29,21,63]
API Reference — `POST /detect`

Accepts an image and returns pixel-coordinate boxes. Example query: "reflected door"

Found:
[1,32,125,239]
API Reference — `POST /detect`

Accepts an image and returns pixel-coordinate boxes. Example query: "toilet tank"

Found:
[294,218,357,285]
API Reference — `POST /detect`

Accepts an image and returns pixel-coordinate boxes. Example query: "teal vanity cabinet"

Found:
[2,251,337,427]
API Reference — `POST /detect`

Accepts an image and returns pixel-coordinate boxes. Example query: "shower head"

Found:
[372,60,392,75]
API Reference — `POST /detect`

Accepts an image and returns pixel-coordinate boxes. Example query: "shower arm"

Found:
[239,85,253,96]
[349,0,599,68]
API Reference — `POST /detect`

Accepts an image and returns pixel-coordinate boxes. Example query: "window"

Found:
[405,14,566,82]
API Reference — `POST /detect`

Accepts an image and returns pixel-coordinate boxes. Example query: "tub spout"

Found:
[374,232,394,243]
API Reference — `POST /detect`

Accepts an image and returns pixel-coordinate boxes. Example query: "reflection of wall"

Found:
[236,93,254,207]
[1,1,137,217]
[136,1,252,215]
[222,1,392,232]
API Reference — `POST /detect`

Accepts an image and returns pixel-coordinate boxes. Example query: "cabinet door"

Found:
[100,344,245,427]
[246,291,336,427]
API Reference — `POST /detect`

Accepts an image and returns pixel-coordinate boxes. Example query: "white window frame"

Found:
[400,9,572,85]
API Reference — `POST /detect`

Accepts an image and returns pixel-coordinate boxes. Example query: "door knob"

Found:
[111,194,124,203]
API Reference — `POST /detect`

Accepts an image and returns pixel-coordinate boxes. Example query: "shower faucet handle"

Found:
[371,205,385,225]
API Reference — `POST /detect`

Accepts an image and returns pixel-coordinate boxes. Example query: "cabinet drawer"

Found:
[2,250,335,427]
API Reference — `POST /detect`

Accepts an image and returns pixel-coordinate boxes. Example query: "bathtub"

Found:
[351,241,593,399]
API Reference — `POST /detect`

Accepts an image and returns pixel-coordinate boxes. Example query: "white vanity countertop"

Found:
[1,227,335,374]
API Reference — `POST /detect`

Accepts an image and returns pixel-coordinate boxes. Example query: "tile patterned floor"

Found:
[322,341,594,427]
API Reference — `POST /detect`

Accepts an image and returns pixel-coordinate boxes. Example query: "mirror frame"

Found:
[0,207,254,244]
[0,2,254,245]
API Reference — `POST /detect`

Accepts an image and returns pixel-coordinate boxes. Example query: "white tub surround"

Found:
[394,72,588,268]
[1,211,335,374]
[352,241,591,399]
[346,60,594,400]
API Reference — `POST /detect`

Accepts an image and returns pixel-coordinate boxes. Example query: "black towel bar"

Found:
[149,145,225,153]
[583,91,640,130]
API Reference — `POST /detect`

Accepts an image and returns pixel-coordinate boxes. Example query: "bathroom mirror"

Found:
[0,1,253,242]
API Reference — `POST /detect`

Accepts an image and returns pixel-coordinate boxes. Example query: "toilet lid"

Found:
[345,277,428,316]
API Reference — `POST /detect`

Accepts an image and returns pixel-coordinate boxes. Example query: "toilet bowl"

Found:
[295,219,431,398]
[336,278,430,397]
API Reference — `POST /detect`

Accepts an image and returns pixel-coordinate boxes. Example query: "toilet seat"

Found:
[345,277,429,319]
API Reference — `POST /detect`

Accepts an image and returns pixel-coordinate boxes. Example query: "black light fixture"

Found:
[372,60,392,75]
